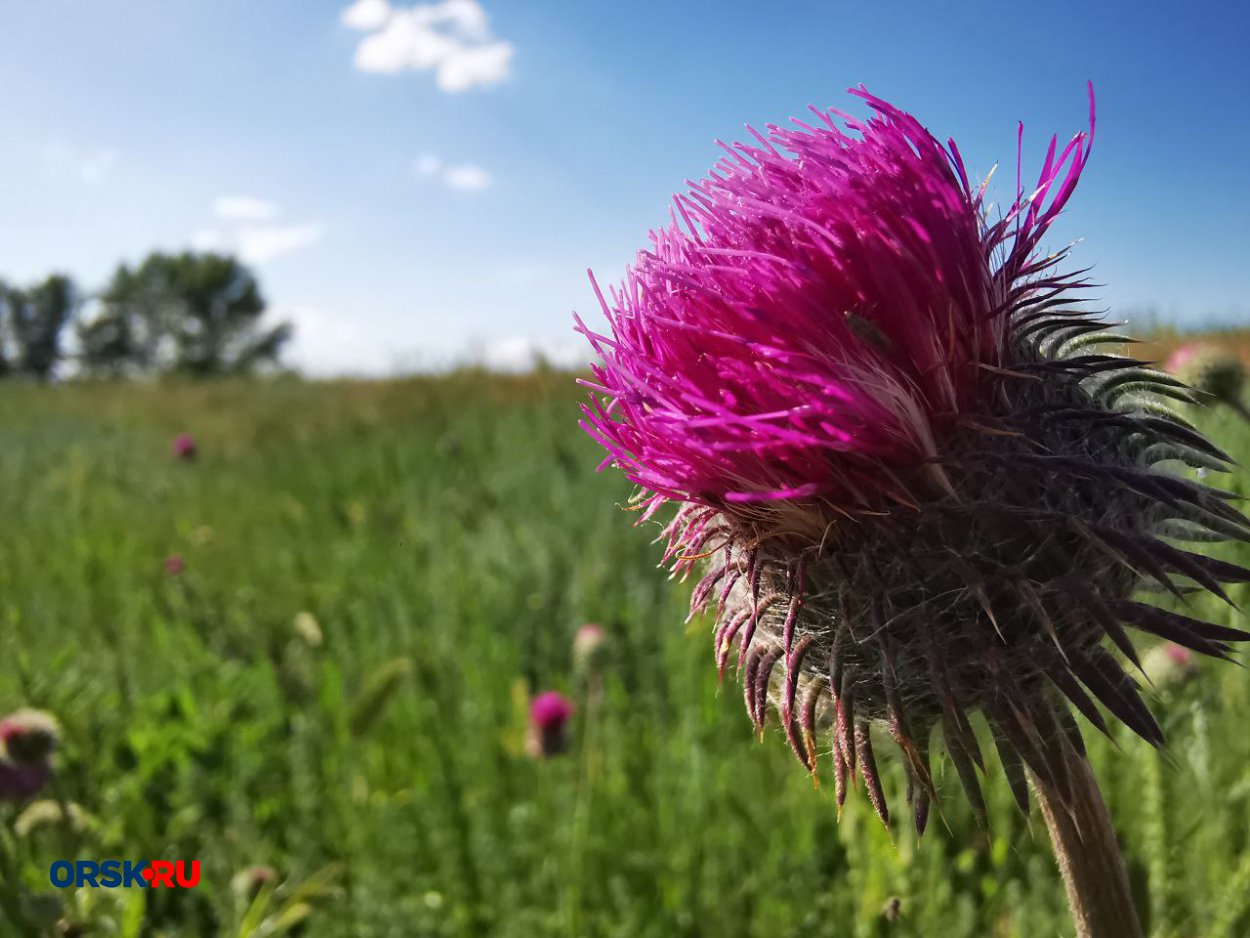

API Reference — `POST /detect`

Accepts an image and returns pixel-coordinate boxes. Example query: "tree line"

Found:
[0,251,292,381]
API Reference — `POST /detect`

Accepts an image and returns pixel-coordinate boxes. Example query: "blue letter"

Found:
[77,861,100,887]
[123,862,149,888]
[49,862,73,888]
[99,860,122,888]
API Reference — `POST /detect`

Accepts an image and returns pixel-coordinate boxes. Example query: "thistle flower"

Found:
[0,709,59,802]
[576,86,1250,839]
[1166,343,1248,419]
[1140,640,1199,688]
[232,865,280,901]
[165,554,185,576]
[572,623,607,669]
[171,433,198,461]
[526,691,574,758]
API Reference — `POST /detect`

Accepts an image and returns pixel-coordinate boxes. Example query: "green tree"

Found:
[4,274,78,381]
[0,279,11,378]
[77,252,291,377]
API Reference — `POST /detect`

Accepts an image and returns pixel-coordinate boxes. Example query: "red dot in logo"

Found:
[141,867,154,883]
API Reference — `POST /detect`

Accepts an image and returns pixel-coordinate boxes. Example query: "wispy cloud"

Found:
[236,224,326,264]
[413,153,492,191]
[192,198,324,265]
[43,145,119,185]
[442,164,491,191]
[341,0,513,92]
[475,336,592,372]
[213,195,279,222]
[341,0,391,30]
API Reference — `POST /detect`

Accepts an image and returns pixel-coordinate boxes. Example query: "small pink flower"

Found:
[171,433,198,461]
[1165,343,1204,375]
[573,623,606,666]
[165,554,185,576]
[0,709,59,803]
[1163,642,1195,669]
[526,691,574,758]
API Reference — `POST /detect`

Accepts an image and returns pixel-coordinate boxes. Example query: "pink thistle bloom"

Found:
[171,433,198,461]
[1165,343,1204,375]
[1163,642,1195,668]
[165,554,185,576]
[573,623,606,665]
[577,86,1056,527]
[577,86,1250,831]
[0,709,58,803]
[526,691,574,758]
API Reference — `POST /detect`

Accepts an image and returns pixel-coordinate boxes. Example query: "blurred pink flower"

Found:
[165,554,185,576]
[171,433,198,461]
[526,691,574,758]
[0,709,58,803]
[573,623,606,666]
[1165,343,1204,375]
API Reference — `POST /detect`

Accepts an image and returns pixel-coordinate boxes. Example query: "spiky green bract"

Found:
[687,331,1250,832]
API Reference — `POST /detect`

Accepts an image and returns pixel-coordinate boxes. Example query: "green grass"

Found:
[1,373,1249,937]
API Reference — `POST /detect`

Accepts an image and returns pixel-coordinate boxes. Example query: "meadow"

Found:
[2,357,1250,937]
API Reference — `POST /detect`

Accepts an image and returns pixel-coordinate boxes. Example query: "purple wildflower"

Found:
[526,691,574,758]
[165,554,185,576]
[171,433,197,461]
[0,709,59,803]
[577,87,1250,830]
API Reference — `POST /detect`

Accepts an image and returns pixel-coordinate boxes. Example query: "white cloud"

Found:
[341,0,392,30]
[413,153,442,176]
[189,229,226,252]
[43,145,119,185]
[414,154,492,191]
[286,306,397,376]
[434,40,511,91]
[190,197,324,265]
[236,223,326,264]
[442,164,491,191]
[213,195,279,222]
[344,0,512,92]
[477,337,592,372]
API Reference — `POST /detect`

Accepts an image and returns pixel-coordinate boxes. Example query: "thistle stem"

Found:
[1032,755,1144,938]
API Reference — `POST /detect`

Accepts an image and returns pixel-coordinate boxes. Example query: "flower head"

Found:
[171,433,198,461]
[1166,342,1246,410]
[573,623,607,668]
[165,554,185,576]
[526,691,574,758]
[0,709,59,802]
[232,865,279,900]
[578,87,1250,830]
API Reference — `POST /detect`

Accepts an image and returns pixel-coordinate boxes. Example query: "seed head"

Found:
[577,87,1250,830]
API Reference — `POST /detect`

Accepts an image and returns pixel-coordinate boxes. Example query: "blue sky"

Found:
[0,0,1246,374]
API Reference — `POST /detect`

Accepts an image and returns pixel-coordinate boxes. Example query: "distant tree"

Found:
[4,274,79,381]
[78,251,291,377]
[0,279,10,378]
[77,304,137,378]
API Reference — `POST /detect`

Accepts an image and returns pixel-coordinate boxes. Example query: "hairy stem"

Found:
[1033,755,1144,938]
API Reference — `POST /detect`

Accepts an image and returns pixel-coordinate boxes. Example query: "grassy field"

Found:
[2,362,1250,937]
